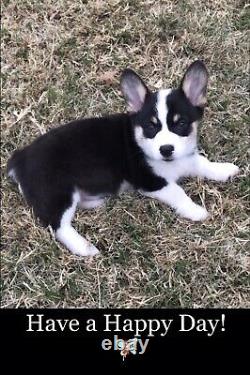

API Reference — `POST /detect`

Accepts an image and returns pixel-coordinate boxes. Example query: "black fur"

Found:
[7,62,207,234]
[7,113,166,230]
[130,87,204,140]
[166,89,204,137]
[131,92,162,138]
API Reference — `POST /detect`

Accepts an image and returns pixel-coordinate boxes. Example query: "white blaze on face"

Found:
[134,89,197,161]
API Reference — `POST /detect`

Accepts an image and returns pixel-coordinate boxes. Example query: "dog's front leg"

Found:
[192,154,239,182]
[142,183,209,221]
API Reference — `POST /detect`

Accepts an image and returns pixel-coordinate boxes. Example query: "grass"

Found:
[1,0,249,308]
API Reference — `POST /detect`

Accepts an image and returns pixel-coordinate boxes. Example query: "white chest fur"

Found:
[148,153,198,182]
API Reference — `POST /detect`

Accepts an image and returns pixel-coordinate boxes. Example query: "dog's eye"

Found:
[177,118,188,127]
[144,123,158,138]
[169,117,192,136]
[148,123,156,132]
[179,119,187,126]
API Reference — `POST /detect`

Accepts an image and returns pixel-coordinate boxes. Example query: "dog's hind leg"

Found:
[55,192,99,257]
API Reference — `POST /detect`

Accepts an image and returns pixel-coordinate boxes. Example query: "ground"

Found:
[1,0,249,308]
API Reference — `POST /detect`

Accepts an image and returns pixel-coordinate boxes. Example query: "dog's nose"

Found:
[159,145,174,158]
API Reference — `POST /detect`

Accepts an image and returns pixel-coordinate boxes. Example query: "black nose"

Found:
[160,145,174,158]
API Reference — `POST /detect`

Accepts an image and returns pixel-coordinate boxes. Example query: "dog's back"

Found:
[7,114,131,226]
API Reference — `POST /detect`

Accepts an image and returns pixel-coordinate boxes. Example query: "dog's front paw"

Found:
[85,243,100,256]
[211,163,240,182]
[87,244,100,256]
[177,204,210,222]
[75,243,100,257]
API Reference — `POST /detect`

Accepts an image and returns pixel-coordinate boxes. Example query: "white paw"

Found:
[56,226,100,257]
[74,243,100,257]
[178,204,210,222]
[211,163,240,182]
[87,244,100,256]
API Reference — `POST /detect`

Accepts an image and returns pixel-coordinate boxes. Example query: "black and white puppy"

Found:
[7,61,239,256]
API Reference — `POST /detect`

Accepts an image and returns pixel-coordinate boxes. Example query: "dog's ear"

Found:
[120,69,149,113]
[181,61,208,107]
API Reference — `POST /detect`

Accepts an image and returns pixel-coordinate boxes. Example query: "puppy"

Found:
[7,61,239,256]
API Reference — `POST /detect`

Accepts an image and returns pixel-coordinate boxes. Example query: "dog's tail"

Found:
[7,149,25,184]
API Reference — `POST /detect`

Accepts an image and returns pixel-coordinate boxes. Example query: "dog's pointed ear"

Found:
[181,61,208,107]
[120,69,149,113]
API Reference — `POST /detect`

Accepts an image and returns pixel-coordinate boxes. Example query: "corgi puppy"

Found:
[7,61,239,256]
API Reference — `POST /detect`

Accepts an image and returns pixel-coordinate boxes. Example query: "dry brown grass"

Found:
[1,0,249,308]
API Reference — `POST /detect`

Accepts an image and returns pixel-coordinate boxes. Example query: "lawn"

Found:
[1,0,249,308]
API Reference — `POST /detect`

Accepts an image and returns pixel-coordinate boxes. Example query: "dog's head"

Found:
[120,61,208,161]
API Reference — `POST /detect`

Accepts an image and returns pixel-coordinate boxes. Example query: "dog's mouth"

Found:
[163,156,174,162]
[163,149,197,162]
